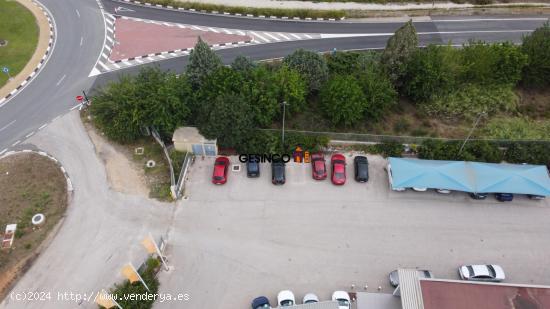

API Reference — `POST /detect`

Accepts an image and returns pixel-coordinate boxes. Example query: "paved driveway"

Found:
[158,155,550,309]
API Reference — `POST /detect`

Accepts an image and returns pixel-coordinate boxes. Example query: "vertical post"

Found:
[82,90,90,105]
[281,101,287,151]
[458,112,485,157]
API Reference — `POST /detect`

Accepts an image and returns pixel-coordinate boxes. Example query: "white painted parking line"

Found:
[0,120,16,133]
[38,123,48,130]
[0,149,6,155]
[12,140,20,147]
[25,132,35,138]
[56,74,66,87]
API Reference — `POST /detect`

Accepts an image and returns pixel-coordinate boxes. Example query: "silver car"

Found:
[459,264,505,282]
[389,269,433,287]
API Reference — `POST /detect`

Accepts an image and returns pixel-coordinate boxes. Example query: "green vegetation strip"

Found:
[0,0,39,88]
[141,0,345,19]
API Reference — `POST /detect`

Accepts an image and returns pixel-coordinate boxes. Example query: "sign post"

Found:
[2,67,12,80]
[142,233,169,271]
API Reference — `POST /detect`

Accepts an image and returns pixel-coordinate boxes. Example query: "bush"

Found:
[418,139,503,163]
[365,141,403,157]
[283,49,328,92]
[483,117,550,140]
[326,52,362,75]
[237,130,329,154]
[422,84,518,120]
[320,75,368,126]
[460,41,527,86]
[357,65,397,120]
[504,142,550,166]
[521,22,550,88]
[404,45,460,102]
[381,20,418,87]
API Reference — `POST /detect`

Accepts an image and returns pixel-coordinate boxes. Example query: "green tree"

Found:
[283,49,328,92]
[404,45,459,102]
[273,65,307,114]
[326,51,361,75]
[357,66,397,120]
[247,65,280,127]
[320,75,367,126]
[231,55,256,74]
[186,37,222,89]
[197,92,254,148]
[521,21,550,88]
[381,20,418,87]
[90,76,141,143]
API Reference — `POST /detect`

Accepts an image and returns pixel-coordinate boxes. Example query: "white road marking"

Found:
[76,9,80,18]
[12,140,20,147]
[191,26,204,31]
[70,103,82,111]
[250,31,270,43]
[263,32,281,41]
[222,29,233,34]
[135,58,144,63]
[434,17,549,22]
[292,33,305,40]
[0,149,6,155]
[0,120,16,132]
[56,74,66,86]
[98,61,110,70]
[304,34,313,39]
[38,123,48,130]
[236,30,246,36]
[207,27,219,33]
[80,37,83,46]
[277,33,291,40]
[25,132,35,138]
[106,36,113,43]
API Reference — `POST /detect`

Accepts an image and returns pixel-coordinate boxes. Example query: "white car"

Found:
[386,164,406,191]
[302,293,319,304]
[277,290,295,307]
[412,187,427,192]
[436,188,452,194]
[332,291,351,309]
[459,264,505,282]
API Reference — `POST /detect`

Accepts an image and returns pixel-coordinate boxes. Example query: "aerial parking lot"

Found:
[160,154,550,308]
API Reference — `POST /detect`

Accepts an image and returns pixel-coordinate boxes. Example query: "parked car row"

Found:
[252,290,351,309]
[386,164,545,201]
[212,154,370,186]
[388,264,505,288]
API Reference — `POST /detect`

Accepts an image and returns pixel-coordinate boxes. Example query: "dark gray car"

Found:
[272,161,285,185]
[247,159,260,178]
[389,269,434,287]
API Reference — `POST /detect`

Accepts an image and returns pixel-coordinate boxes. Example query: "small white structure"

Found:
[172,127,217,156]
[2,224,17,249]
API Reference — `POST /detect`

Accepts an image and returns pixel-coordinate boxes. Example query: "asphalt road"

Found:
[0,0,548,163]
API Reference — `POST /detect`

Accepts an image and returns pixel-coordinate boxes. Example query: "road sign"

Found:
[76,95,84,102]
[1,67,8,74]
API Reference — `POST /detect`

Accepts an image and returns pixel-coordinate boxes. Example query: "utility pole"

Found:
[281,101,288,151]
[458,111,486,157]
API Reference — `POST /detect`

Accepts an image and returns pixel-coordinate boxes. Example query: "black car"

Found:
[354,156,369,182]
[251,296,270,309]
[247,159,260,178]
[469,192,488,200]
[495,193,514,202]
[272,161,286,185]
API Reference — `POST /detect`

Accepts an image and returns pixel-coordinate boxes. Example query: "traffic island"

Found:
[0,152,69,302]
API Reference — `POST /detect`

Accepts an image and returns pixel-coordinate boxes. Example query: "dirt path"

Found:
[0,0,51,99]
[84,122,150,197]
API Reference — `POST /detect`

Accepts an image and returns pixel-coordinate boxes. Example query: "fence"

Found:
[151,128,177,199]
[175,152,194,199]
[258,128,550,146]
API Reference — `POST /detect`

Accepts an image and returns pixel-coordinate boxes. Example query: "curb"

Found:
[110,40,253,63]
[0,0,56,107]
[0,150,74,193]
[115,0,345,22]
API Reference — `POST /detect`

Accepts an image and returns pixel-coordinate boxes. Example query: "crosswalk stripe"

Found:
[305,34,313,39]
[263,32,281,41]
[236,30,246,36]
[223,29,233,34]
[191,26,203,31]
[208,27,219,33]
[98,61,110,70]
[290,33,301,39]
[277,33,291,40]
[250,31,270,43]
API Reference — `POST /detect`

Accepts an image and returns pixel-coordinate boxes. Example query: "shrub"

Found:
[521,22,550,88]
[418,139,503,163]
[404,45,460,102]
[237,131,329,154]
[326,51,362,75]
[381,20,418,87]
[357,65,397,120]
[320,75,368,126]
[504,142,550,166]
[283,49,328,92]
[483,117,550,140]
[422,84,518,119]
[366,141,404,157]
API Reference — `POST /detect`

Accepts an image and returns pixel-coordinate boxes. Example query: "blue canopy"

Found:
[388,157,550,196]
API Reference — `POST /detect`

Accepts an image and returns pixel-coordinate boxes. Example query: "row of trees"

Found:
[91,21,550,153]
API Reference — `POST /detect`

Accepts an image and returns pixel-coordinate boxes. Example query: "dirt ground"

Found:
[0,153,67,301]
[81,113,173,201]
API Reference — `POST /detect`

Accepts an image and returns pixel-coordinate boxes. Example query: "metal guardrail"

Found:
[176,152,194,199]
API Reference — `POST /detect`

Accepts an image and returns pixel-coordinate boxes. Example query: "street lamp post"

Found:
[281,101,288,151]
[458,111,486,157]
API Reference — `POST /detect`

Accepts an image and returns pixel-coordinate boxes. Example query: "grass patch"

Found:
[148,0,345,19]
[0,0,39,88]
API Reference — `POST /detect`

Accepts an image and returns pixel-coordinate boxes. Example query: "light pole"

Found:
[281,101,288,151]
[458,111,486,157]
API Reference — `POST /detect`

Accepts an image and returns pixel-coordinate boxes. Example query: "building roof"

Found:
[420,279,550,309]
[387,157,550,196]
[287,301,340,309]
[398,269,424,309]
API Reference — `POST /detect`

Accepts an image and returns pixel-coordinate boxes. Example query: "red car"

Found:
[311,153,327,180]
[212,156,230,184]
[331,154,346,185]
